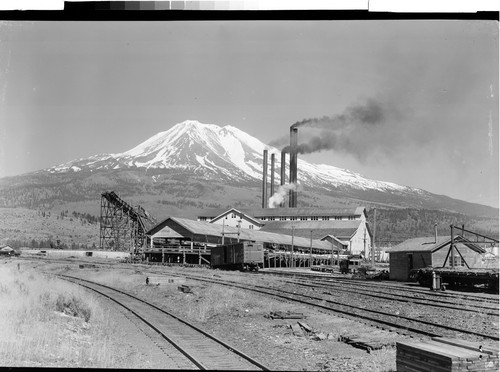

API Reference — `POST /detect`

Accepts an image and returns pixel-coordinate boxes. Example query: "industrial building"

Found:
[196,206,370,255]
[100,124,376,266]
[386,235,488,281]
[197,206,366,226]
[145,216,337,267]
[259,219,371,256]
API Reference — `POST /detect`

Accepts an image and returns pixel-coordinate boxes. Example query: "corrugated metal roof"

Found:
[260,220,363,240]
[197,207,365,218]
[386,236,486,253]
[148,217,333,251]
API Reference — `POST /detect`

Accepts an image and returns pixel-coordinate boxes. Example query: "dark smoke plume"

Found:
[274,99,400,160]
[291,99,384,130]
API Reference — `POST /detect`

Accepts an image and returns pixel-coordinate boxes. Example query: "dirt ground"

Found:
[94,284,402,371]
[12,259,496,371]
[59,262,413,371]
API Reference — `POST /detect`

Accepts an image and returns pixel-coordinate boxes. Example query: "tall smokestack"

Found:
[289,127,298,207]
[270,153,275,200]
[280,151,286,186]
[262,149,268,209]
[280,150,286,207]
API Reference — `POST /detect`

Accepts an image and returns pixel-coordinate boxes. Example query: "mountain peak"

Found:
[46,119,420,195]
[174,119,218,131]
[7,118,497,217]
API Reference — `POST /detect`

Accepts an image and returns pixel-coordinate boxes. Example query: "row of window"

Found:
[200,215,359,222]
[260,216,357,221]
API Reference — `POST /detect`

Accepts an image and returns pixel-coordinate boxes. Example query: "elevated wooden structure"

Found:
[99,191,155,252]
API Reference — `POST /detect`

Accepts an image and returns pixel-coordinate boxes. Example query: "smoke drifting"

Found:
[291,98,385,130]
[268,183,297,208]
[271,98,402,161]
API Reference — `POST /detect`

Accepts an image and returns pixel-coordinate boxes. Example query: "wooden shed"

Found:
[387,235,487,281]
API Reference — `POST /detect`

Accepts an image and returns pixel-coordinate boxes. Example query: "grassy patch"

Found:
[0,262,117,367]
[364,347,397,372]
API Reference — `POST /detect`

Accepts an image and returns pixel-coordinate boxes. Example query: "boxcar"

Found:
[211,242,264,271]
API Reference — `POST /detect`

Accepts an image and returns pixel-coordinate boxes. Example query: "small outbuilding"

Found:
[387,235,487,281]
[0,246,15,256]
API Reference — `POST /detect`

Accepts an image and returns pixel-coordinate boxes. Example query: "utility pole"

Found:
[309,230,313,268]
[363,229,367,259]
[450,224,455,269]
[331,238,334,272]
[372,208,377,264]
[222,219,225,245]
[291,224,295,268]
[237,220,241,243]
[337,237,340,268]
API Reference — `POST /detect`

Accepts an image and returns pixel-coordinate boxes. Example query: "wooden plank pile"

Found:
[340,331,396,352]
[265,311,305,320]
[397,337,499,372]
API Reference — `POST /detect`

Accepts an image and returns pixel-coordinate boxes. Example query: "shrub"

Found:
[55,293,92,322]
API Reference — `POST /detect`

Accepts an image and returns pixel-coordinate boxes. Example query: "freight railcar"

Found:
[211,242,264,271]
[411,267,499,292]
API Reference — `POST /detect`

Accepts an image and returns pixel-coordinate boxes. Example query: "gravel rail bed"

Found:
[57,274,270,371]
[164,271,499,342]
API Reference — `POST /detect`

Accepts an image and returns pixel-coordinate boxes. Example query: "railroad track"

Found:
[262,269,500,303]
[160,271,499,342]
[56,274,269,371]
[21,257,499,341]
[256,275,499,315]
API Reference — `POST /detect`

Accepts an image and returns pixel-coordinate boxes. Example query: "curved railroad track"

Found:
[21,256,499,342]
[159,271,499,342]
[56,274,270,371]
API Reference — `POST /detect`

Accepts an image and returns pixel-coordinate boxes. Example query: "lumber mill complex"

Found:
[97,126,499,291]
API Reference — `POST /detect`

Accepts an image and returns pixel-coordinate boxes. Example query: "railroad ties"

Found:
[59,275,269,371]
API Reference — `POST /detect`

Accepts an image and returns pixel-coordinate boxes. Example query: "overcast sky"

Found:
[0,20,498,208]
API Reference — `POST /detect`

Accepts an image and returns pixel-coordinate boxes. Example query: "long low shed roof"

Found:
[260,220,369,240]
[147,217,334,252]
[386,235,486,253]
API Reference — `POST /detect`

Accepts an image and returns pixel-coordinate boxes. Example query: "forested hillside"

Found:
[367,208,499,245]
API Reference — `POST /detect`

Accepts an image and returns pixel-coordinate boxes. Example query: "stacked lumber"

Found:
[397,337,499,372]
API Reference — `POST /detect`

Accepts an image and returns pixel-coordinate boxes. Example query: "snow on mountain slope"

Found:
[47,120,420,194]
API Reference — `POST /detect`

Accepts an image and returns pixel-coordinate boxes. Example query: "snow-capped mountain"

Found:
[47,120,421,195]
[1,119,497,219]
[49,120,267,182]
